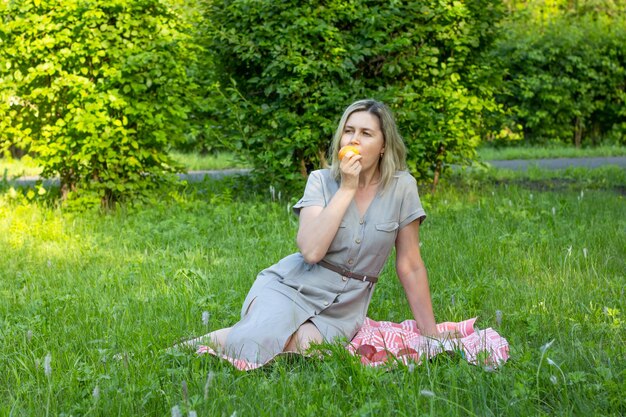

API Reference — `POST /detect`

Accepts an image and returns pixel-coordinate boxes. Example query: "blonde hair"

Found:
[329,99,407,190]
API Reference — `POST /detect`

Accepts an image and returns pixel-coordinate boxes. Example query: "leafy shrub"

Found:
[198,0,506,193]
[491,11,626,147]
[167,0,229,156]
[0,0,198,206]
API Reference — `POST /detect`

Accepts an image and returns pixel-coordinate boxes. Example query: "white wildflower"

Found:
[202,311,210,326]
[269,185,275,201]
[529,193,533,200]
[92,385,100,400]
[182,380,188,402]
[547,358,556,366]
[419,389,435,397]
[567,246,572,256]
[550,375,558,385]
[552,207,556,216]
[172,405,182,417]
[98,349,107,365]
[43,353,52,377]
[495,310,503,327]
[26,330,33,342]
[407,363,415,373]
[540,339,554,354]
[189,411,198,417]
[204,371,215,400]
[583,248,588,258]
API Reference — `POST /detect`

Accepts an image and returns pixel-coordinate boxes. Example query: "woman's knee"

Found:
[285,321,322,352]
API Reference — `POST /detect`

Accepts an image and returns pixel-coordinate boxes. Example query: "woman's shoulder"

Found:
[309,168,331,176]
[314,168,332,175]
[390,170,417,187]
[308,169,334,182]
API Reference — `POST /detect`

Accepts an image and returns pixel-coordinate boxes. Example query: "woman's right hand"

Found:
[339,151,362,190]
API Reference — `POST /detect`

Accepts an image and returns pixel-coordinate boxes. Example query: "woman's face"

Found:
[340,111,385,170]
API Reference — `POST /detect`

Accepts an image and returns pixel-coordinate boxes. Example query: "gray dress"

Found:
[223,169,426,364]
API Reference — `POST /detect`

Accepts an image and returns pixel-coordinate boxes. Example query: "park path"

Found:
[4,157,626,186]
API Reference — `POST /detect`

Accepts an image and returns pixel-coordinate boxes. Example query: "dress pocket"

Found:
[373,221,400,265]
[375,221,399,233]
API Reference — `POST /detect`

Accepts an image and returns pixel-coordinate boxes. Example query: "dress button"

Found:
[359,219,364,225]
[347,259,354,265]
[355,238,361,244]
[342,276,348,282]
[323,301,329,306]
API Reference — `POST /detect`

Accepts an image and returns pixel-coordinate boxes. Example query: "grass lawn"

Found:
[169,151,249,171]
[478,144,626,161]
[0,152,249,180]
[0,167,624,416]
[0,155,43,179]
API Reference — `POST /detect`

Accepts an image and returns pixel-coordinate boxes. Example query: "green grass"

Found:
[0,155,43,178]
[170,151,249,171]
[451,164,626,193]
[478,144,626,161]
[0,151,247,180]
[0,169,624,416]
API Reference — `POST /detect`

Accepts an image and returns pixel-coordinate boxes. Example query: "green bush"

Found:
[198,0,506,193]
[491,12,626,147]
[167,0,229,156]
[0,0,198,206]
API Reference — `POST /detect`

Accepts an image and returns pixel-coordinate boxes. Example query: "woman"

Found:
[183,99,442,366]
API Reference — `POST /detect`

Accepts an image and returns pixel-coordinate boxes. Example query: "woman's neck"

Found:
[358,167,381,189]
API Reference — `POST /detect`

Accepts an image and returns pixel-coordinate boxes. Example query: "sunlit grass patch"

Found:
[0,152,248,182]
[0,155,43,178]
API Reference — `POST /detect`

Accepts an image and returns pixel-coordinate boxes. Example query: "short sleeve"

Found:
[292,170,327,216]
[398,173,426,229]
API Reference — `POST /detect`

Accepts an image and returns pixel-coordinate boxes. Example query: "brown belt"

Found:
[318,260,378,284]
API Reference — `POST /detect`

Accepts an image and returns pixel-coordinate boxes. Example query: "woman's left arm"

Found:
[395,220,439,337]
